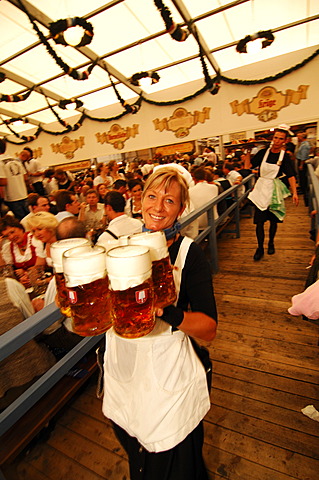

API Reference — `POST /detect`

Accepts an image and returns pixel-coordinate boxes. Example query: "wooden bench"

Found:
[0,346,99,474]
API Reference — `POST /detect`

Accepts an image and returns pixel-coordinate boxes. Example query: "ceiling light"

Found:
[59,98,83,110]
[63,26,84,47]
[246,38,263,55]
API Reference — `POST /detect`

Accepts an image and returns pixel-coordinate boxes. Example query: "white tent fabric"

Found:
[0,0,318,137]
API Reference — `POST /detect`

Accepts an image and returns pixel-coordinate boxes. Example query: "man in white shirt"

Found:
[19,147,45,195]
[0,156,29,220]
[78,189,106,233]
[189,167,219,230]
[55,190,80,222]
[97,191,142,244]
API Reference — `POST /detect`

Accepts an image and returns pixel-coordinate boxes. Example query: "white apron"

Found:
[248,149,284,211]
[102,237,210,453]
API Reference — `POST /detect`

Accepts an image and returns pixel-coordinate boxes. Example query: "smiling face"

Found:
[131,183,143,199]
[142,180,185,232]
[2,226,25,245]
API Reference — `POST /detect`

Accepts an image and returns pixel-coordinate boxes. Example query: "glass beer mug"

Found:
[50,238,90,317]
[128,231,176,309]
[106,245,155,338]
[62,245,112,336]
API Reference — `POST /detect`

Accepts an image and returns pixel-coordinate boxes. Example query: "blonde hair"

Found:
[142,167,189,209]
[28,211,58,232]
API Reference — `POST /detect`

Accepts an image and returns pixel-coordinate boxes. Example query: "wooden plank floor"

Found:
[6,199,319,480]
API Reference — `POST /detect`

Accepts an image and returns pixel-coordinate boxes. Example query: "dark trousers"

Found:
[113,421,209,480]
[32,181,45,195]
[4,199,29,220]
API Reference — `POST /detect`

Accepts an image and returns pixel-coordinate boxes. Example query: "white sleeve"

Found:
[1,240,14,265]
[5,277,35,318]
[44,276,57,306]
[32,236,46,258]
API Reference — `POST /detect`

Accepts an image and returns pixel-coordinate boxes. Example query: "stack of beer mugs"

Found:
[50,231,176,339]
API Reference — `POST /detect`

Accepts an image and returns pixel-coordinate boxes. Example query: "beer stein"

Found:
[62,245,112,336]
[106,245,155,338]
[50,238,90,317]
[128,231,176,309]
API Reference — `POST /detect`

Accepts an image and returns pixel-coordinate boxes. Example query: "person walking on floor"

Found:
[245,124,299,261]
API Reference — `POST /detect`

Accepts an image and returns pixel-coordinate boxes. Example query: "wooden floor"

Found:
[7,199,319,480]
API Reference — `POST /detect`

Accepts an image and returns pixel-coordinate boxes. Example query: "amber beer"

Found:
[50,238,90,317]
[106,245,155,338]
[128,231,176,308]
[62,245,112,336]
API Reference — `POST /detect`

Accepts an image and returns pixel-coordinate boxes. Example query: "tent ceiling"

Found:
[0,0,318,137]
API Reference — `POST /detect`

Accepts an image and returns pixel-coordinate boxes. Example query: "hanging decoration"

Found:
[49,17,94,48]
[130,71,160,87]
[16,0,98,81]
[153,0,189,42]
[198,46,221,96]
[0,87,33,103]
[58,98,84,110]
[105,63,142,114]
[42,90,71,129]
[236,30,275,54]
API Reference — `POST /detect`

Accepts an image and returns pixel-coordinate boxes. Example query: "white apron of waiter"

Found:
[248,148,285,211]
[102,236,210,453]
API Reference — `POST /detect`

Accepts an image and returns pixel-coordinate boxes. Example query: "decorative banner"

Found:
[153,107,210,138]
[96,123,139,149]
[51,136,85,159]
[53,159,91,171]
[155,141,194,156]
[230,85,309,122]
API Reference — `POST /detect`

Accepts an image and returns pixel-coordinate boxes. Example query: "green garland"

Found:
[2,46,319,143]
[49,17,94,48]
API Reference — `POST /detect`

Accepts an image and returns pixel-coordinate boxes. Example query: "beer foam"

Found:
[106,245,152,291]
[63,245,106,287]
[50,238,90,273]
[128,231,168,261]
[96,236,119,252]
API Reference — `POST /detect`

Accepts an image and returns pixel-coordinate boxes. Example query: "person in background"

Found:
[28,212,59,267]
[96,183,109,204]
[97,191,142,245]
[295,130,311,205]
[19,147,45,195]
[93,163,112,187]
[21,193,51,231]
[189,167,219,230]
[0,156,29,220]
[53,169,76,191]
[125,179,144,220]
[246,124,299,261]
[78,188,106,234]
[0,215,45,287]
[42,168,56,196]
[0,274,56,409]
[102,167,217,480]
[108,160,125,185]
[55,190,80,222]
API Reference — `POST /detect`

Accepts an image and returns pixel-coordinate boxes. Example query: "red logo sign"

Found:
[135,288,149,304]
[68,290,78,304]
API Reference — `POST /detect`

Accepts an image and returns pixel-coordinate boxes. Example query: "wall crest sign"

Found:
[96,123,139,149]
[230,85,309,122]
[153,107,210,138]
[51,136,85,159]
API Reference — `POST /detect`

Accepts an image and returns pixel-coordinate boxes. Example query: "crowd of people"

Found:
[0,126,318,476]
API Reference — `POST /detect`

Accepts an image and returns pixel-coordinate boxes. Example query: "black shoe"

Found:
[268,244,275,255]
[253,248,264,261]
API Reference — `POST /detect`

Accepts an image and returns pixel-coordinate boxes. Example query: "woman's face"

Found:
[142,180,185,232]
[2,226,25,244]
[98,185,108,197]
[131,184,143,199]
[32,227,55,243]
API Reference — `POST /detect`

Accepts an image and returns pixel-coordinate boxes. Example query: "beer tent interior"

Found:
[0,0,318,141]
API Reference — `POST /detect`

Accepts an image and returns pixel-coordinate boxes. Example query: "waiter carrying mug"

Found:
[245,124,299,261]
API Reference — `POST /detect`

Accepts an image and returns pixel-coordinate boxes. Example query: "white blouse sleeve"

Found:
[5,277,35,318]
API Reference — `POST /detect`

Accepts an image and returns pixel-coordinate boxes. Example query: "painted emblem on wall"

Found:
[51,136,85,159]
[96,124,139,149]
[153,107,210,138]
[230,85,309,122]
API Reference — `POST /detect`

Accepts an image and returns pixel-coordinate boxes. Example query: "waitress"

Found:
[102,167,217,479]
[246,124,299,261]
